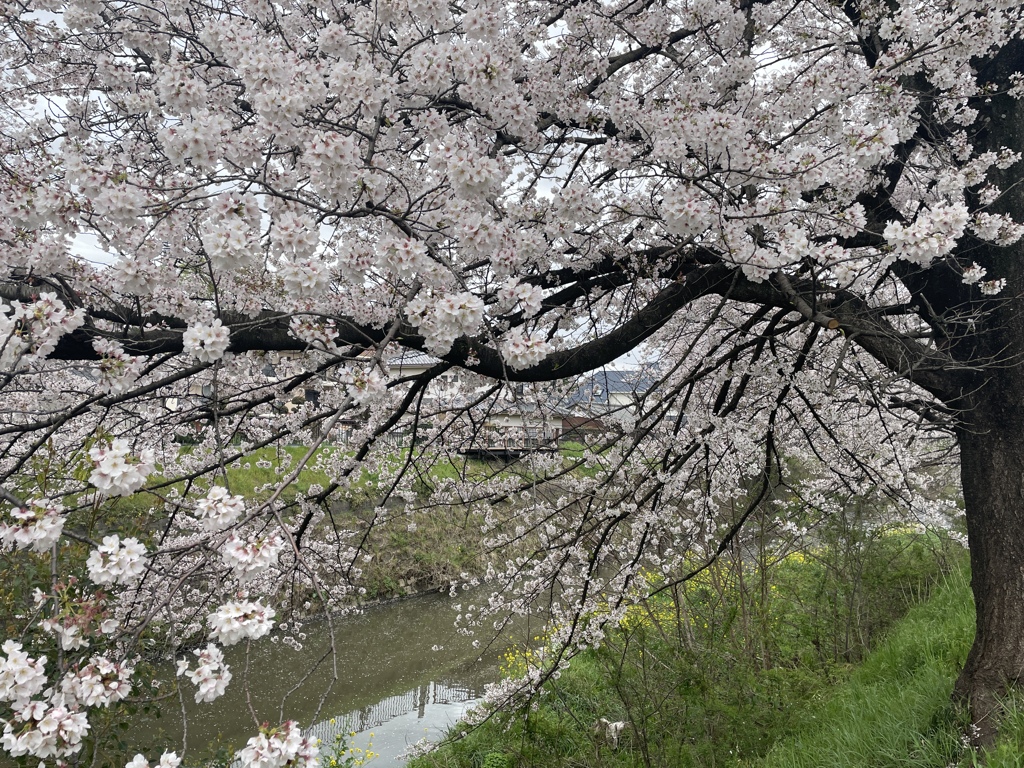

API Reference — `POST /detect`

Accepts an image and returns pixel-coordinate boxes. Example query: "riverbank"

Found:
[410,529,975,768]
[100,444,530,603]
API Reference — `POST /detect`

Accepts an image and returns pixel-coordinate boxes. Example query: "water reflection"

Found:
[307,681,482,767]
[154,590,531,766]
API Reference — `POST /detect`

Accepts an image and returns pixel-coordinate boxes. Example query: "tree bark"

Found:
[955,406,1024,745]
[944,40,1024,744]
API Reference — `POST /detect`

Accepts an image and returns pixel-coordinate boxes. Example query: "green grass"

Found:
[417,556,1024,768]
[754,565,975,768]
[411,532,972,768]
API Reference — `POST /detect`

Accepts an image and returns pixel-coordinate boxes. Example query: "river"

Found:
[152,589,532,767]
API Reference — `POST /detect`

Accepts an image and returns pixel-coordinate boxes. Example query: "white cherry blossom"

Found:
[221,532,285,583]
[195,486,246,532]
[176,644,232,703]
[86,536,147,586]
[0,641,47,706]
[62,655,133,707]
[236,721,318,768]
[183,319,231,364]
[88,440,155,497]
[501,330,552,371]
[207,600,275,646]
[0,499,64,552]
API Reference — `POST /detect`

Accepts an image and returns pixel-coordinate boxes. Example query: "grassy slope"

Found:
[412,549,1024,768]
[753,565,976,768]
[755,564,1024,768]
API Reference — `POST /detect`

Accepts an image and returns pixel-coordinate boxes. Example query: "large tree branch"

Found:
[37,256,965,404]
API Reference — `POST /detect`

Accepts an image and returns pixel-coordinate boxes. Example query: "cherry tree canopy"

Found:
[1,0,1023,761]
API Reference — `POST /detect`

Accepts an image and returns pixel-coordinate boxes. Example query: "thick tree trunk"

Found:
[954,409,1024,745]
[945,41,1024,746]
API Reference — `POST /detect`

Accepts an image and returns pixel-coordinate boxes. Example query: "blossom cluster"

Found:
[406,290,485,356]
[37,583,119,651]
[1,697,90,759]
[110,251,161,295]
[41,615,116,652]
[845,122,899,167]
[0,641,47,706]
[381,237,429,280]
[288,316,339,350]
[431,138,504,199]
[200,192,261,271]
[202,215,259,272]
[195,486,246,531]
[501,329,552,371]
[883,203,970,267]
[497,280,544,318]
[280,257,332,298]
[159,109,232,170]
[662,187,714,239]
[0,642,88,762]
[971,212,1024,246]
[93,338,146,395]
[236,721,319,768]
[304,131,361,201]
[183,319,231,363]
[221,532,285,582]
[207,599,275,646]
[86,535,147,586]
[272,211,320,259]
[0,293,86,370]
[176,643,232,703]
[88,439,155,497]
[126,751,182,768]
[342,366,387,405]
[62,655,133,708]
[0,498,64,552]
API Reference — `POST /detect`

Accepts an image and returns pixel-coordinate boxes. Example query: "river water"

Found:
[157,590,530,767]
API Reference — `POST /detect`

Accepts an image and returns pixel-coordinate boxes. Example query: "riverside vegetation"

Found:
[409,525,1015,768]
[0,450,992,768]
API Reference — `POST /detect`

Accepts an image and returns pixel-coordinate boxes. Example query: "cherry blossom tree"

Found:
[0,0,1022,760]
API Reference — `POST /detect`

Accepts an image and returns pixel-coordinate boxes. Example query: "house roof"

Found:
[558,368,656,410]
[388,351,444,370]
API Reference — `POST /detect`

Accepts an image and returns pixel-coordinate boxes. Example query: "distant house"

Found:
[452,382,563,459]
[388,351,444,379]
[244,353,657,453]
[555,368,656,441]
[475,400,562,451]
[560,368,655,413]
[558,414,606,443]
